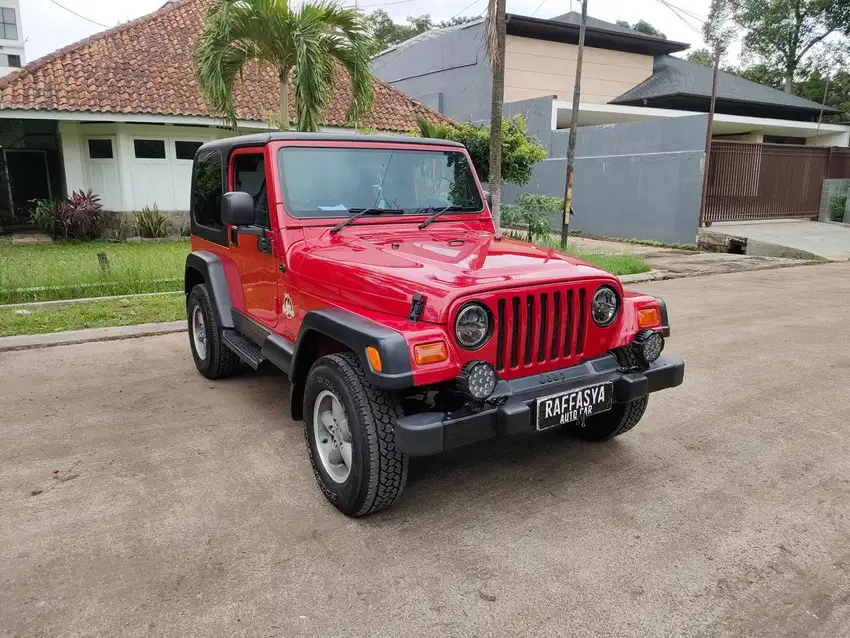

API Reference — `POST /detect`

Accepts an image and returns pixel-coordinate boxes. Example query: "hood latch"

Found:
[408,293,426,322]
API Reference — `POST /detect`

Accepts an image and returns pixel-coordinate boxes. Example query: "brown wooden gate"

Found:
[704,142,850,223]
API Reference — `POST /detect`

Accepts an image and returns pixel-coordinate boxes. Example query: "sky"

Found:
[22,0,713,64]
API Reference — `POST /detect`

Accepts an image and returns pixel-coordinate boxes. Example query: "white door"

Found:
[130,138,174,210]
[83,137,122,210]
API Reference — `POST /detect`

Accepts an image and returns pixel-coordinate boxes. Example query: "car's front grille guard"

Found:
[492,285,589,373]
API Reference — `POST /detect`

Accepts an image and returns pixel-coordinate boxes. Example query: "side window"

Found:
[232,152,269,228]
[192,149,224,229]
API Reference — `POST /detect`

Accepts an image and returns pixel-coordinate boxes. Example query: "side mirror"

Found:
[483,190,492,209]
[221,191,255,226]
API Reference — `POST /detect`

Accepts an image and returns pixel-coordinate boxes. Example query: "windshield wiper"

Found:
[330,208,403,234]
[417,205,477,230]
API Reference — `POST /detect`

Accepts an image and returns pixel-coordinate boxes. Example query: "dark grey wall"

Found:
[371,22,491,123]
[503,112,708,244]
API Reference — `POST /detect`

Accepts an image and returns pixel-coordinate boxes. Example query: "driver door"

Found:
[228,148,279,327]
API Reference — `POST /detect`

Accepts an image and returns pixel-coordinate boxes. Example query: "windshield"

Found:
[278,147,483,218]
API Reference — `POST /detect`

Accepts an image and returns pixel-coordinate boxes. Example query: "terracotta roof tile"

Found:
[0,0,451,131]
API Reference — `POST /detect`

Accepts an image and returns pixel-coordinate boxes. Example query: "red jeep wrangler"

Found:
[185,133,684,516]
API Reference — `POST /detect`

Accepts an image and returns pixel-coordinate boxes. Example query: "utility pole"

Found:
[560,0,587,249]
[697,45,720,228]
[486,0,507,231]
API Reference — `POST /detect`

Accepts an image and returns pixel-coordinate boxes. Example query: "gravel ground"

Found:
[1,263,849,637]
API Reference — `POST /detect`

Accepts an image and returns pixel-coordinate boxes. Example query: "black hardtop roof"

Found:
[199,132,465,155]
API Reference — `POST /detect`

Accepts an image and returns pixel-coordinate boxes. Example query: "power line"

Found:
[357,0,417,8]
[654,0,703,34]
[47,0,111,29]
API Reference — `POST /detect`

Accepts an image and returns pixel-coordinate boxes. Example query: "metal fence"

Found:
[704,142,850,223]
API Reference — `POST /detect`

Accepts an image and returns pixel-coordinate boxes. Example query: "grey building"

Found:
[372,12,849,243]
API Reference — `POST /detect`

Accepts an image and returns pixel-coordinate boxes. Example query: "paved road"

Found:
[2,263,849,637]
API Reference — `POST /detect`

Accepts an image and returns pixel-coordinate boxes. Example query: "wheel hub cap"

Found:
[313,390,352,484]
[192,306,207,360]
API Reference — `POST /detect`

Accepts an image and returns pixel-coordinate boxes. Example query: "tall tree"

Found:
[195,0,374,131]
[615,19,667,39]
[365,11,480,54]
[486,0,507,230]
[732,0,850,93]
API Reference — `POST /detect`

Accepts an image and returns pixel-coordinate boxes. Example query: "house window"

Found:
[175,141,203,160]
[87,139,114,159]
[0,53,20,67]
[192,149,224,229]
[232,153,269,227]
[133,139,166,159]
[0,8,17,40]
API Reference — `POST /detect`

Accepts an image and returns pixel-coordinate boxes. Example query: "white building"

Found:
[0,0,447,226]
[0,0,23,77]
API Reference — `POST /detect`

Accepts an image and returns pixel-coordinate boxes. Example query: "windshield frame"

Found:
[273,141,486,223]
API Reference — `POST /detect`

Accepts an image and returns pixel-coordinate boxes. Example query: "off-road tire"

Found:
[303,352,409,517]
[570,396,649,442]
[187,284,236,380]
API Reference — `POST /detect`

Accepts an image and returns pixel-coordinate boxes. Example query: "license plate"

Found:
[535,382,613,431]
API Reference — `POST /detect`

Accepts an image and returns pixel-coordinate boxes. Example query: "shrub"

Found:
[829,193,847,222]
[416,114,547,186]
[136,205,168,238]
[501,193,564,243]
[30,190,103,240]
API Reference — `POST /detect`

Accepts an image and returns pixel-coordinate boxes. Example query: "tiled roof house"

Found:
[0,0,450,218]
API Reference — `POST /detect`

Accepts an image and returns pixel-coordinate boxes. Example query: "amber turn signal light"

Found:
[366,346,382,372]
[414,342,448,365]
[637,308,660,328]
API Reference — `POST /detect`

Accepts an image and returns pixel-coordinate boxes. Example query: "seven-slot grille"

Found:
[493,285,590,372]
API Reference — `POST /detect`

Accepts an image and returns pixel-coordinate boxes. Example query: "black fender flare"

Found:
[184,251,234,329]
[274,308,414,421]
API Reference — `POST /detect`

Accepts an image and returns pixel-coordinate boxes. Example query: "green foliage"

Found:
[615,19,666,39]
[830,193,848,222]
[194,0,374,132]
[30,190,103,240]
[136,205,168,239]
[0,294,185,338]
[416,114,547,186]
[365,10,479,54]
[502,193,563,243]
[686,48,716,67]
[730,0,850,91]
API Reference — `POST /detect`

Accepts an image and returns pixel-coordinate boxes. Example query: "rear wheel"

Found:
[570,396,648,442]
[187,284,236,380]
[303,352,409,517]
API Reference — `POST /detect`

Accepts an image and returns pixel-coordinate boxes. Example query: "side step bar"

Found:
[222,329,266,370]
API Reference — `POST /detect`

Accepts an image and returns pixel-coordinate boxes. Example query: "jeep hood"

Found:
[292,225,618,324]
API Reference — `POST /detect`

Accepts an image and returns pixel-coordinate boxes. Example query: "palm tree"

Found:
[486,0,506,230]
[194,0,374,132]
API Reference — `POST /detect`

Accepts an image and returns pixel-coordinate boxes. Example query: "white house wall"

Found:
[59,122,232,212]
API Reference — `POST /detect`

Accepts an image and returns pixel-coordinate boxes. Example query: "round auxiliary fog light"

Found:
[458,360,498,400]
[632,329,664,365]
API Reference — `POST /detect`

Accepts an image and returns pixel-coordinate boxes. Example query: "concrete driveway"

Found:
[705,220,850,260]
[2,263,850,637]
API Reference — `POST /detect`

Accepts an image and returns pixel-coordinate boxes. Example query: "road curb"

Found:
[0,321,186,353]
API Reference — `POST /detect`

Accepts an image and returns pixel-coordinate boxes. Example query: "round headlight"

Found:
[455,302,491,349]
[632,329,664,364]
[592,285,620,327]
[458,361,498,400]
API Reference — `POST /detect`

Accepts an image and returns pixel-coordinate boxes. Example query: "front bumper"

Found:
[394,354,684,456]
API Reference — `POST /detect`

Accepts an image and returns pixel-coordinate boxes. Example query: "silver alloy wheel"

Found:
[192,305,207,361]
[313,389,353,484]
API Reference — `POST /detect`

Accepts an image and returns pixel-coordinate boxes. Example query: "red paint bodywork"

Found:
[192,138,665,386]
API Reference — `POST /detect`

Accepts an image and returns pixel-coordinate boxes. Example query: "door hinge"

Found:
[279,263,287,274]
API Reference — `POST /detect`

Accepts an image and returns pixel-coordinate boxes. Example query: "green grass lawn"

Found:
[567,251,652,276]
[0,294,186,337]
[0,241,189,304]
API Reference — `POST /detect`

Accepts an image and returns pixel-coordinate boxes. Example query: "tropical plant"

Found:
[416,114,547,186]
[136,205,168,238]
[194,0,375,132]
[830,193,848,222]
[501,193,563,243]
[30,190,103,240]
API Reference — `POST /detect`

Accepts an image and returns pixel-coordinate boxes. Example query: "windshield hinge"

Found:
[408,293,426,322]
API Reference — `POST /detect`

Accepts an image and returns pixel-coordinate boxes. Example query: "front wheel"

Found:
[303,352,409,517]
[569,396,649,441]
